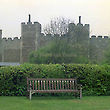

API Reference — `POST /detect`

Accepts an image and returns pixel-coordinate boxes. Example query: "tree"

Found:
[43,17,71,36]
[29,17,90,64]
[29,38,89,64]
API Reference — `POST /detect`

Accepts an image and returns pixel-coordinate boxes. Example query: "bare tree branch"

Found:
[43,17,71,36]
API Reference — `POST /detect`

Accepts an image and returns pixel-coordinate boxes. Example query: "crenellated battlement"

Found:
[2,37,21,41]
[0,15,109,64]
[104,36,109,38]
[91,35,109,39]
[1,37,21,51]
[68,22,89,29]
[21,21,41,25]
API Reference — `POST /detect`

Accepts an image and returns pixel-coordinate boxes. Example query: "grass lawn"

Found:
[0,96,110,110]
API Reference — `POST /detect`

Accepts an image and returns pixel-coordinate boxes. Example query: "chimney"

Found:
[27,14,32,24]
[79,16,81,24]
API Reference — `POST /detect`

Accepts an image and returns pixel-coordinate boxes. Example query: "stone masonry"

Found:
[0,15,109,63]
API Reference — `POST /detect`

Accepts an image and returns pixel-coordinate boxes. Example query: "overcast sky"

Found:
[0,0,110,38]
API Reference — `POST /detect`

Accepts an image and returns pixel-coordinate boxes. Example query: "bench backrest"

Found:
[27,78,78,91]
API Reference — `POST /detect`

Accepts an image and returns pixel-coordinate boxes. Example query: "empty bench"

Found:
[27,78,82,100]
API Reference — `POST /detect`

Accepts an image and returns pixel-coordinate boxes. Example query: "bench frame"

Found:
[27,77,82,100]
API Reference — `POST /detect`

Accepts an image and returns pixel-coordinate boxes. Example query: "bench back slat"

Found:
[27,78,77,91]
[35,81,37,90]
[46,81,48,90]
[38,80,40,90]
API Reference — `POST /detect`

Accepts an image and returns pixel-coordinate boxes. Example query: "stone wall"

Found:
[1,37,21,62]
[0,16,109,64]
[89,36,109,63]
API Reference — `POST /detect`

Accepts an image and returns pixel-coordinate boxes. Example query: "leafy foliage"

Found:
[0,64,110,96]
[29,38,89,64]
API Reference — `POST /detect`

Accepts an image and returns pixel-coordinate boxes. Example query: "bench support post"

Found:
[29,90,32,100]
[79,87,82,99]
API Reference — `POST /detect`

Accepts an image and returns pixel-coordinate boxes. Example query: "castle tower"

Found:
[76,16,90,41]
[20,15,41,63]
[76,16,90,58]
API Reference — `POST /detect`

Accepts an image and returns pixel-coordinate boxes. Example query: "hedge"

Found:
[0,63,110,96]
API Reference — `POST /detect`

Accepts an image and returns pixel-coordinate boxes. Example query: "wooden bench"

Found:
[27,77,82,100]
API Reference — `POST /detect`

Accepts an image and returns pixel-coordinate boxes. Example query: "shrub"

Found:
[0,64,110,96]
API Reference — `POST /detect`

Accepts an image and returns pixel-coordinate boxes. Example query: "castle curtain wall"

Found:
[0,16,109,64]
[1,38,21,62]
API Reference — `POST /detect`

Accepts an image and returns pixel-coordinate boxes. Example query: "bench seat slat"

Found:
[30,90,79,93]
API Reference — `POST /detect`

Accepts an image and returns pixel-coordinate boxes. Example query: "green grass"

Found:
[0,96,110,110]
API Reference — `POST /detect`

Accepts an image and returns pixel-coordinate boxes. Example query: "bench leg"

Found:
[79,88,82,99]
[29,91,32,100]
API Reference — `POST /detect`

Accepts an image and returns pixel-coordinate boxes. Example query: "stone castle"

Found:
[0,15,109,64]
